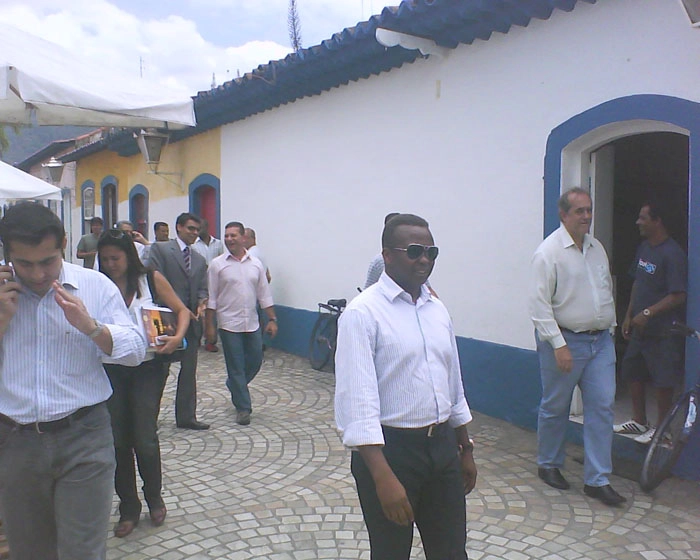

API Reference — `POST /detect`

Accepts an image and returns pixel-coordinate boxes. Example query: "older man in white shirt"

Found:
[0,203,146,560]
[335,213,476,560]
[529,187,625,506]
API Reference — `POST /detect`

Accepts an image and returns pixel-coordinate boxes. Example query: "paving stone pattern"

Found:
[106,348,700,559]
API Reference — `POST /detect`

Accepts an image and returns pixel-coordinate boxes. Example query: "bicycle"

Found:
[308,298,347,371]
[639,322,699,492]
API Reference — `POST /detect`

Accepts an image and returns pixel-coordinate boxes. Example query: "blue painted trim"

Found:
[544,94,700,479]
[272,303,699,480]
[100,175,118,228]
[544,94,700,385]
[128,184,149,234]
[456,337,541,430]
[188,173,221,238]
[100,175,119,191]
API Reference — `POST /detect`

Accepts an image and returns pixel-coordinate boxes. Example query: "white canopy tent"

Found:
[0,22,197,260]
[0,160,61,202]
[0,23,196,128]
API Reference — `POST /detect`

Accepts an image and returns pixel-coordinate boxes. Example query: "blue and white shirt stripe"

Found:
[335,272,472,448]
[0,262,146,423]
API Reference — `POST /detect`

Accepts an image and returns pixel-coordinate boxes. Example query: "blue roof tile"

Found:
[62,0,595,162]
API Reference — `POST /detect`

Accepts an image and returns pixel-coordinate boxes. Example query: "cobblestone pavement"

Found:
[106,348,700,560]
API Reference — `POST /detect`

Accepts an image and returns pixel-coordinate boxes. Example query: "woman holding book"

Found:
[98,230,190,538]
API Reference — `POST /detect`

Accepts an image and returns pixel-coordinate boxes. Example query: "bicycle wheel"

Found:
[639,391,692,492]
[309,314,335,371]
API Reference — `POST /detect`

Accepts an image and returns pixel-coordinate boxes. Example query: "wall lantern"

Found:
[135,129,183,190]
[135,129,170,171]
[42,156,65,184]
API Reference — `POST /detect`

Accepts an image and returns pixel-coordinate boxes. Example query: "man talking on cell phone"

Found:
[0,202,146,560]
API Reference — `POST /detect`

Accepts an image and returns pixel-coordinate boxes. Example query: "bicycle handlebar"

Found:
[319,302,345,313]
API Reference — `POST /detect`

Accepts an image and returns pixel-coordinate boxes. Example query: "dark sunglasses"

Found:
[106,229,127,239]
[392,244,439,261]
[104,229,136,240]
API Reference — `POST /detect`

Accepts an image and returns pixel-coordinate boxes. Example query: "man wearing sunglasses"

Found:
[335,214,476,560]
[147,213,210,431]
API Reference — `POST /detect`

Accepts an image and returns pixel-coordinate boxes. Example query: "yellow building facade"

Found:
[72,128,222,241]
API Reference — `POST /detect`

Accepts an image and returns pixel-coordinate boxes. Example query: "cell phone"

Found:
[3,262,17,284]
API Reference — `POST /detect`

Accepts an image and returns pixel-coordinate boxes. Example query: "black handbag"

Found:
[146,270,187,363]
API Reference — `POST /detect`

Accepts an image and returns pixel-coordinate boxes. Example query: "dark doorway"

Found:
[611,132,688,335]
[599,132,689,418]
[102,183,118,229]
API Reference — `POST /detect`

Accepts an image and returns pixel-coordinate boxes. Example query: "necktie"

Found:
[183,245,191,272]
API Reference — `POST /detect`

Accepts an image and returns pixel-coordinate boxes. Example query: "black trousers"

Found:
[176,321,201,424]
[105,361,168,520]
[351,423,468,560]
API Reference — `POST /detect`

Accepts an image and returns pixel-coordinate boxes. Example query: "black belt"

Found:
[382,421,448,438]
[0,404,100,434]
[560,327,605,336]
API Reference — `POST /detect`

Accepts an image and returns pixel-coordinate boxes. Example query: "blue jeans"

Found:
[536,330,616,487]
[0,403,115,560]
[219,328,263,412]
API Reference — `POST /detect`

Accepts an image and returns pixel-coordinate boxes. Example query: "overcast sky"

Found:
[0,0,391,95]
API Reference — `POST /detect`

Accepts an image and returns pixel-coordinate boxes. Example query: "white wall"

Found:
[220,0,700,350]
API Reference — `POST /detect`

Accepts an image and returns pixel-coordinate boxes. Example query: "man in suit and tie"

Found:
[147,213,210,430]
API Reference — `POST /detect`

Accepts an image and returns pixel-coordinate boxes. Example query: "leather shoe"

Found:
[177,420,210,430]
[236,410,251,426]
[149,505,167,527]
[538,467,570,490]
[113,518,138,538]
[583,484,627,506]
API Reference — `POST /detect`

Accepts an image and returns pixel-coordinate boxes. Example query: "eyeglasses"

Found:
[106,229,126,239]
[392,244,439,261]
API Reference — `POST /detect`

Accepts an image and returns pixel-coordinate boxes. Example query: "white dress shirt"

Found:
[193,236,224,265]
[102,274,155,364]
[335,272,472,448]
[0,262,146,423]
[207,250,273,333]
[529,225,616,349]
[247,245,267,273]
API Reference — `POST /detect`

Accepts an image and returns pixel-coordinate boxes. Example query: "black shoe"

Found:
[236,410,251,426]
[538,467,570,490]
[583,484,627,506]
[177,420,210,430]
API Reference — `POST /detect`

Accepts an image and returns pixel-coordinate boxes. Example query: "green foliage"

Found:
[0,126,8,156]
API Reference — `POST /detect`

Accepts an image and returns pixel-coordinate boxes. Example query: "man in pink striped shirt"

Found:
[205,221,278,426]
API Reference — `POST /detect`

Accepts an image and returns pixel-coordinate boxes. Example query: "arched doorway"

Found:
[129,185,149,237]
[545,94,700,479]
[101,175,119,229]
[189,173,220,238]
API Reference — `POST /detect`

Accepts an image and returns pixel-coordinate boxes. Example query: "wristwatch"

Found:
[460,439,475,454]
[88,319,104,339]
[268,317,277,322]
[642,308,652,317]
